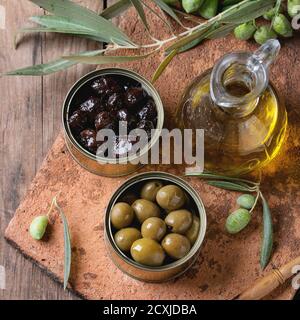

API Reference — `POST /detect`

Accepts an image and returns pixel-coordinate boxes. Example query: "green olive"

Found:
[288,0,300,18]
[29,215,49,240]
[273,14,293,37]
[165,209,193,234]
[237,194,256,210]
[140,180,163,202]
[234,22,256,40]
[132,199,160,223]
[225,208,251,234]
[114,228,141,252]
[199,0,218,19]
[156,185,185,211]
[111,202,134,229]
[119,192,138,205]
[182,0,204,13]
[162,234,191,260]
[131,238,165,266]
[141,217,166,241]
[254,25,277,45]
[185,215,200,245]
[263,6,283,20]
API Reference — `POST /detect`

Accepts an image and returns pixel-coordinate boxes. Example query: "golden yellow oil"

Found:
[176,71,288,176]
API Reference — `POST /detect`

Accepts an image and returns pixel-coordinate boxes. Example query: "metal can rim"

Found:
[62,68,164,164]
[105,171,207,272]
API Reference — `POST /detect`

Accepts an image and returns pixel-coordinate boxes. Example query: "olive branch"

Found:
[186,172,273,270]
[2,0,277,80]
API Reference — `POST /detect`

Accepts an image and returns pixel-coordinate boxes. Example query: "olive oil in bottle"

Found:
[176,40,287,176]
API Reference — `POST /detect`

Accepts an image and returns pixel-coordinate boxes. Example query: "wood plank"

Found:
[0,0,104,300]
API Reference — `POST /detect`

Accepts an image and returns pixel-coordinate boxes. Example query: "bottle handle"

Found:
[248,39,281,71]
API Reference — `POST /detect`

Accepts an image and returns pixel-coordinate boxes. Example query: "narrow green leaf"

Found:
[4,49,104,76]
[18,27,106,42]
[130,0,149,31]
[219,0,275,24]
[54,198,71,290]
[63,51,154,65]
[207,181,253,192]
[208,23,237,39]
[223,0,243,5]
[101,0,131,20]
[260,193,273,269]
[152,49,178,83]
[152,0,183,26]
[29,0,135,46]
[185,172,259,187]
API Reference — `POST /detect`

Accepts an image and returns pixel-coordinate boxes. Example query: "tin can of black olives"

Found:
[104,172,207,282]
[62,68,164,177]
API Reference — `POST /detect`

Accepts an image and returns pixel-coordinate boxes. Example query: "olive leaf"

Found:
[206,181,253,192]
[185,172,259,187]
[151,49,178,83]
[130,0,149,31]
[29,0,136,46]
[53,197,71,290]
[4,49,104,76]
[63,50,155,65]
[101,0,132,20]
[152,0,183,26]
[260,193,273,269]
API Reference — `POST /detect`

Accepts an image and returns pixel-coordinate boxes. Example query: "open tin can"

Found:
[105,172,207,282]
[62,68,164,177]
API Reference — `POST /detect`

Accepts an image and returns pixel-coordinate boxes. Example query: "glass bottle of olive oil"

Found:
[176,40,287,176]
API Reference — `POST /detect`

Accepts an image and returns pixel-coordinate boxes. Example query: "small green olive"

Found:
[182,0,204,13]
[132,199,160,223]
[234,22,256,40]
[199,0,218,19]
[114,228,141,252]
[185,215,200,245]
[119,192,138,205]
[165,209,193,234]
[162,234,191,260]
[131,238,165,266]
[141,217,167,241]
[111,202,134,229]
[156,185,185,211]
[263,6,282,20]
[288,0,300,18]
[140,180,163,202]
[273,14,293,37]
[29,215,49,240]
[225,209,251,234]
[254,26,277,45]
[237,194,256,210]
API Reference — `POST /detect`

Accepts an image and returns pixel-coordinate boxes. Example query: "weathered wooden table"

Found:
[0,0,109,300]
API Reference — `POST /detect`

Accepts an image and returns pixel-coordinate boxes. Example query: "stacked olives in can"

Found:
[110,181,200,267]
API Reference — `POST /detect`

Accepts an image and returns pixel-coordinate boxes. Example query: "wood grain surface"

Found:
[0,0,104,300]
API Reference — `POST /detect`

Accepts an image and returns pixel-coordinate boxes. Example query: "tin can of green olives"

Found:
[62,68,164,177]
[104,172,207,282]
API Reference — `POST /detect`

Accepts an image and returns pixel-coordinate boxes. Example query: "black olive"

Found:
[107,92,124,110]
[124,87,145,109]
[95,111,113,131]
[137,120,154,138]
[91,76,122,96]
[68,110,88,133]
[137,100,157,121]
[79,96,105,121]
[111,136,133,158]
[79,129,97,153]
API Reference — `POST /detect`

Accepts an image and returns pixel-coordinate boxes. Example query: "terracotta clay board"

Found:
[5,6,300,300]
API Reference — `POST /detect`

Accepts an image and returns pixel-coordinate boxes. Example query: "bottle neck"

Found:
[210,40,280,118]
